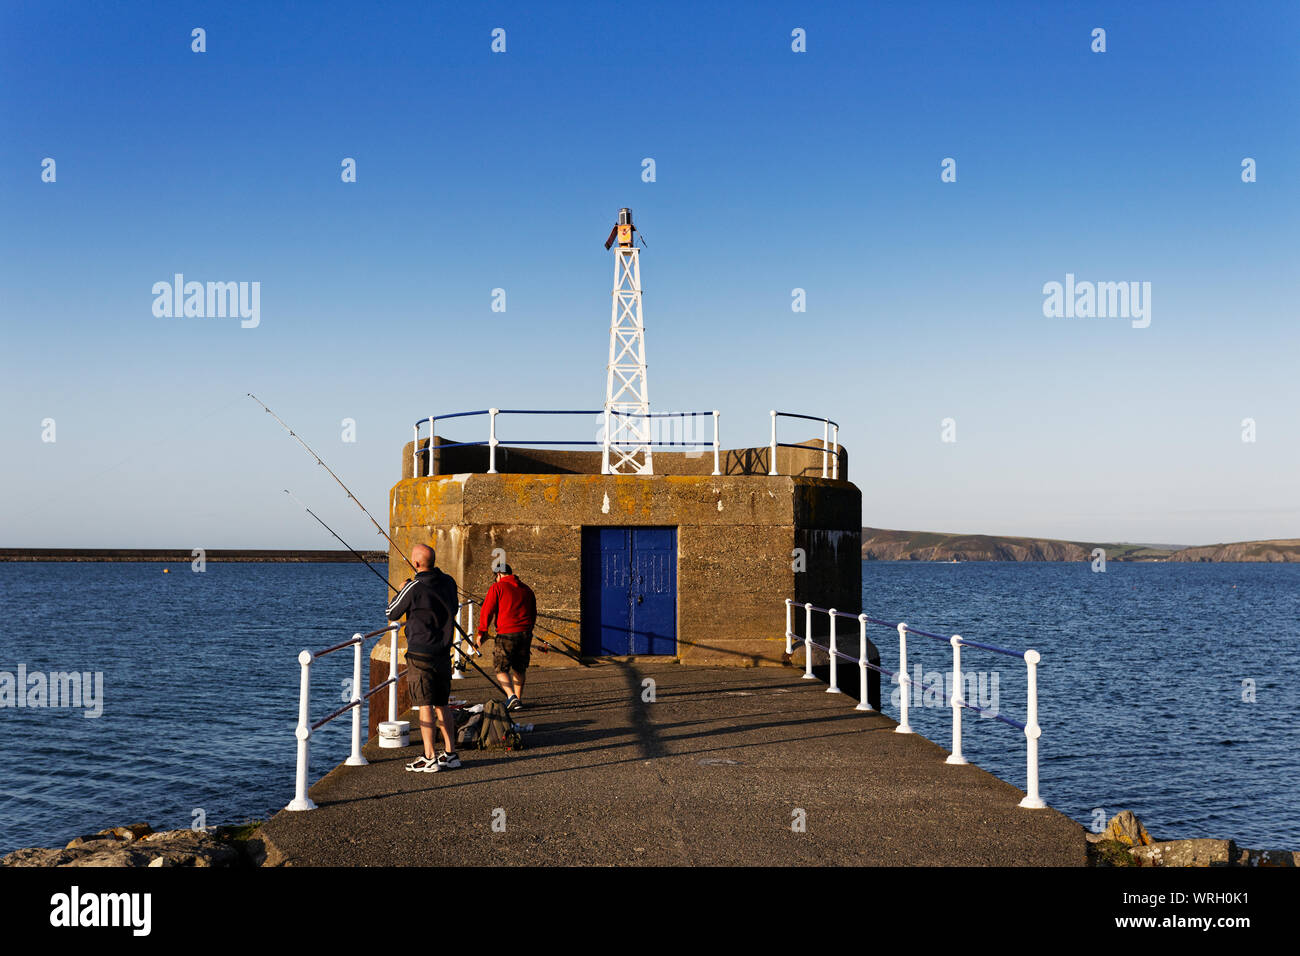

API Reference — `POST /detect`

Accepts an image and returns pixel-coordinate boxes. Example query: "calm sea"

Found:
[0,560,1296,855]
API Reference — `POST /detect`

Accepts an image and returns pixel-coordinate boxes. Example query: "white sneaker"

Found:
[431,751,461,771]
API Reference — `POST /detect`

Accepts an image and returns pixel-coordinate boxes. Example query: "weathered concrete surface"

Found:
[269,664,1086,867]
[386,473,861,671]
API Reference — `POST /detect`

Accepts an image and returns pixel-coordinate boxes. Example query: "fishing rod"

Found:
[279,485,508,697]
[458,591,587,667]
[255,393,585,667]
[285,489,390,591]
[249,393,417,575]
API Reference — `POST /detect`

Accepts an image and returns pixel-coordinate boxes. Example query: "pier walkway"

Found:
[260,663,1086,866]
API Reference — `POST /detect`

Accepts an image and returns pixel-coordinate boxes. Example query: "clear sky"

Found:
[2,1,1296,549]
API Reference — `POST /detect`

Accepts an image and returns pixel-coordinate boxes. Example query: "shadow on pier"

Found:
[260,663,1086,866]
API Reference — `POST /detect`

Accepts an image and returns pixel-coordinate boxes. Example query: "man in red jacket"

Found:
[478,564,537,711]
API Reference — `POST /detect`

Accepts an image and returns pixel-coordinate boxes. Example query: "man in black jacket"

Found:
[386,544,463,772]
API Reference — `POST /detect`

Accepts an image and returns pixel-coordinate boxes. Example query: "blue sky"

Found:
[2,1,1296,548]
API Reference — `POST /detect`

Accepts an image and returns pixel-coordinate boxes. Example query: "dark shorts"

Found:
[406,652,452,707]
[493,632,532,674]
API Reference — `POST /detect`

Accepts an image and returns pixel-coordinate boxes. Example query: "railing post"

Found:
[832,424,839,480]
[487,408,499,474]
[1019,649,1046,808]
[784,599,793,655]
[945,635,967,765]
[346,637,368,766]
[287,650,317,811]
[802,602,815,679]
[413,423,419,478]
[895,623,913,734]
[429,414,438,477]
[822,418,829,478]
[388,628,398,724]
[451,604,465,680]
[855,614,872,711]
[712,410,721,476]
[602,408,611,474]
[769,410,778,475]
[826,610,841,693]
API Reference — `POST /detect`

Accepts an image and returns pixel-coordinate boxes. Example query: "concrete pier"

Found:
[262,664,1086,866]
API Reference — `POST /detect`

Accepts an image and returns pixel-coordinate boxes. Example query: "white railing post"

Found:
[1019,649,1046,808]
[451,604,465,680]
[769,410,778,476]
[822,418,829,478]
[802,602,815,679]
[895,623,913,734]
[287,650,317,811]
[468,601,477,656]
[712,410,721,476]
[346,636,368,766]
[413,423,420,478]
[946,635,968,765]
[827,609,841,693]
[487,408,499,474]
[855,614,872,711]
[388,628,399,723]
[784,599,793,655]
[832,423,839,480]
[429,414,438,477]
[602,408,611,474]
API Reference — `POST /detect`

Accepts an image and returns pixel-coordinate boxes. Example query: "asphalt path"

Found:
[261,662,1086,866]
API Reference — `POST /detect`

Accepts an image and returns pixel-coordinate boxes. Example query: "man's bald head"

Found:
[410,544,434,571]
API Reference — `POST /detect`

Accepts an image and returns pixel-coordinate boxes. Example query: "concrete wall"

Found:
[383,471,862,660]
[371,444,866,736]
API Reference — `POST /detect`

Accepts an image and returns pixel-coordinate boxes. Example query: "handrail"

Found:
[783,599,1045,810]
[287,600,481,812]
[769,410,840,478]
[414,407,724,477]
[413,407,846,479]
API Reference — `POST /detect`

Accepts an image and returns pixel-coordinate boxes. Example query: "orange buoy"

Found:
[163,568,169,573]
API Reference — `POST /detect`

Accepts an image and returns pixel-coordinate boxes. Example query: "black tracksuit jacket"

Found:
[385,568,459,657]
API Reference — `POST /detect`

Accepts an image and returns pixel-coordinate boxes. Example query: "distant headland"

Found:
[861,529,1300,563]
[0,549,388,563]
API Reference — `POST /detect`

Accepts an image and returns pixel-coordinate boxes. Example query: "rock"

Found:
[100,823,152,842]
[9,827,241,868]
[1096,810,1152,847]
[1130,839,1235,867]
[1234,848,1299,867]
[1,846,92,867]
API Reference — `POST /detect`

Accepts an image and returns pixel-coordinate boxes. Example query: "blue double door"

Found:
[581,527,677,656]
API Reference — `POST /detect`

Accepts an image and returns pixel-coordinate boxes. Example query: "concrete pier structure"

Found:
[369,430,869,738]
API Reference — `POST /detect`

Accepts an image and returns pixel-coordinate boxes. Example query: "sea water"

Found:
[0,560,1296,855]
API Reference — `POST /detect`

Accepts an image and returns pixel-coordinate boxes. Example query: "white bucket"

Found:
[378,720,410,749]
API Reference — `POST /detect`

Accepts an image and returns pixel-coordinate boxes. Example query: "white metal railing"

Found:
[783,599,1045,810]
[413,408,844,479]
[411,408,724,477]
[450,600,477,679]
[287,600,480,812]
[770,411,840,478]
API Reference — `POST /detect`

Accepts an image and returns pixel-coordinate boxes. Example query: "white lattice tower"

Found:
[604,244,653,474]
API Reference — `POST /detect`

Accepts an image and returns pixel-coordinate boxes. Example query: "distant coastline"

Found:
[0,549,388,563]
[862,528,1300,563]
